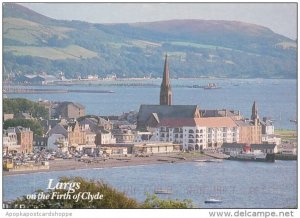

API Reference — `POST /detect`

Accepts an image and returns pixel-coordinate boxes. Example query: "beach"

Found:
[3,152,216,176]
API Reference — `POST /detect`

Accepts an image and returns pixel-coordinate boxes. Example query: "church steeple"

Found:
[160,54,172,105]
[251,101,259,125]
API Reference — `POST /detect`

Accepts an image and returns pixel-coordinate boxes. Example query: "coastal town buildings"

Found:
[154,117,238,151]
[133,142,180,154]
[3,128,20,154]
[54,101,85,119]
[15,126,33,153]
[95,129,116,145]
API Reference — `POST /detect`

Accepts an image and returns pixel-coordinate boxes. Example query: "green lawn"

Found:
[275,129,297,140]
[4,45,98,60]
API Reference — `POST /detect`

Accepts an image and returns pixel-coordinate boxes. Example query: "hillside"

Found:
[3,3,297,79]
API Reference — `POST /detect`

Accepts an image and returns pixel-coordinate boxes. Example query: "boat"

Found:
[290,119,297,124]
[229,150,275,162]
[205,198,223,204]
[203,83,221,89]
[194,159,223,163]
[154,189,172,194]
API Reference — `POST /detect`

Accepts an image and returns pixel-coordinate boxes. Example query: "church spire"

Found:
[251,101,259,124]
[160,54,172,105]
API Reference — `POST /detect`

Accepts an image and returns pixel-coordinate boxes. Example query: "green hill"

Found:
[3,3,297,79]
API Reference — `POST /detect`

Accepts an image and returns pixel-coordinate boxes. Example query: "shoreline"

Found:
[3,153,213,176]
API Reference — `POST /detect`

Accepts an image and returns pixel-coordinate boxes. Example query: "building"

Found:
[55,101,85,119]
[14,73,57,85]
[261,117,275,135]
[15,112,33,120]
[15,126,33,153]
[277,142,297,155]
[95,129,116,145]
[33,135,48,151]
[160,54,172,105]
[155,117,239,151]
[113,129,135,143]
[133,142,180,154]
[235,101,262,144]
[222,143,245,155]
[3,128,20,154]
[251,144,278,154]
[101,146,128,156]
[46,123,69,151]
[3,113,14,121]
[137,105,200,130]
[201,109,243,121]
[262,134,281,145]
[67,121,86,149]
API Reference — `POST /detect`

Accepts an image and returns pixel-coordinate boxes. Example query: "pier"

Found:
[3,87,114,94]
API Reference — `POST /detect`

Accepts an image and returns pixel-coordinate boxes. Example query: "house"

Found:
[14,126,33,153]
[261,117,275,135]
[46,123,69,151]
[3,128,20,155]
[33,135,48,151]
[67,121,86,149]
[112,128,135,143]
[95,129,116,145]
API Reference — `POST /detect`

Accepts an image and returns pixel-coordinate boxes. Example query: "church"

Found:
[136,54,265,150]
[137,55,200,130]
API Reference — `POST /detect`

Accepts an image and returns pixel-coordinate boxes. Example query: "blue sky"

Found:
[21,3,297,39]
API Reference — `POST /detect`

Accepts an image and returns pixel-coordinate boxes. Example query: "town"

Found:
[3,55,297,173]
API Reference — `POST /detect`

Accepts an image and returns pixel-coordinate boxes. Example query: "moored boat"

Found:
[205,198,223,203]
[229,150,275,162]
[154,189,173,194]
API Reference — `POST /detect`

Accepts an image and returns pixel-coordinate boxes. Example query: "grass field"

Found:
[3,17,73,46]
[4,45,98,60]
[275,129,297,140]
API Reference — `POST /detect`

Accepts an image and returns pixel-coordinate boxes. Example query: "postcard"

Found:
[1,1,297,217]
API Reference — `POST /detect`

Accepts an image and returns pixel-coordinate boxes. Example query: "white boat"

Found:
[154,189,172,194]
[205,198,223,203]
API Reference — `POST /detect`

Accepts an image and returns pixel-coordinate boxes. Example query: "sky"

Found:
[21,2,297,40]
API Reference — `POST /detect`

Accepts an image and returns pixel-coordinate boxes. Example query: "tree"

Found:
[4,119,44,136]
[3,98,49,119]
[141,193,194,209]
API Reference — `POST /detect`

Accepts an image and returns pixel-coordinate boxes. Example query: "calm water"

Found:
[3,160,297,208]
[6,78,297,130]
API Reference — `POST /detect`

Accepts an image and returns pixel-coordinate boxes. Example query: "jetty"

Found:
[203,151,230,159]
[3,87,114,94]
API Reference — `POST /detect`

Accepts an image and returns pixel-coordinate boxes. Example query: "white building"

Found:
[3,128,20,154]
[96,129,116,145]
[155,117,239,151]
[47,134,68,152]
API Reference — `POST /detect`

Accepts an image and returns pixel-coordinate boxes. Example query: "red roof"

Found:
[159,117,236,128]
[195,117,237,128]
